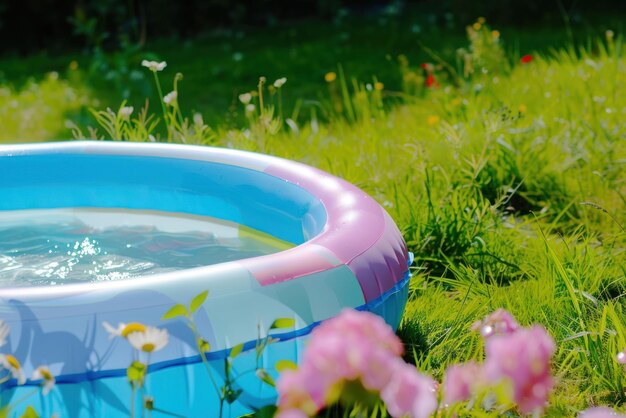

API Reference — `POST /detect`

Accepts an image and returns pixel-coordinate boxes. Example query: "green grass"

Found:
[0,10,625,416]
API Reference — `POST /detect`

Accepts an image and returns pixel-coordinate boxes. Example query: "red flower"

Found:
[520,54,534,64]
[426,74,437,88]
[420,62,429,70]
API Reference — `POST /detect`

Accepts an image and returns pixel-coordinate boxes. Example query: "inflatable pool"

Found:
[0,141,410,417]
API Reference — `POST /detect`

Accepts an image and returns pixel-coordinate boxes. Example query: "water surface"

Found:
[0,208,292,287]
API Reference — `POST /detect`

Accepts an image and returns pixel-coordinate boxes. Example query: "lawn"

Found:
[0,7,625,417]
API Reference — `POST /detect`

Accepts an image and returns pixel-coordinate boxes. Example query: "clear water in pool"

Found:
[0,208,292,287]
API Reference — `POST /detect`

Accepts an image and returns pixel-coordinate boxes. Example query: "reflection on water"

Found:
[0,208,292,287]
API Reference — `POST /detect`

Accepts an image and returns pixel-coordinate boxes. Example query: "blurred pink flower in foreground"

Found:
[381,360,438,418]
[579,407,626,417]
[472,308,519,339]
[276,366,328,414]
[443,361,482,405]
[275,409,308,418]
[484,325,555,415]
[311,308,404,356]
[276,309,437,417]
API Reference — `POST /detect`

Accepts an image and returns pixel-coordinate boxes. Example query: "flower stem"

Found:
[258,79,265,118]
[188,318,220,396]
[152,71,170,140]
[131,385,136,418]
[8,388,39,409]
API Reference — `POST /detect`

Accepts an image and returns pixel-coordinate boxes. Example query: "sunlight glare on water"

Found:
[0,208,292,287]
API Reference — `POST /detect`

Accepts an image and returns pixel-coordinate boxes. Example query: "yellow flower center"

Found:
[6,354,20,370]
[122,323,147,337]
[142,343,156,353]
[40,368,53,381]
[324,72,337,83]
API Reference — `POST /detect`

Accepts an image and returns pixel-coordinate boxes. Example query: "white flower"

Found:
[141,60,167,72]
[193,113,204,126]
[245,104,256,113]
[127,326,169,353]
[103,321,124,338]
[103,321,147,339]
[119,106,134,120]
[163,91,178,106]
[273,77,287,88]
[238,93,252,104]
[0,354,26,385]
[32,366,55,395]
[0,320,9,347]
[148,134,157,142]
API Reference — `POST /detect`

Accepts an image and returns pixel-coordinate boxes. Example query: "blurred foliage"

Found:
[1,0,626,55]
[0,72,89,141]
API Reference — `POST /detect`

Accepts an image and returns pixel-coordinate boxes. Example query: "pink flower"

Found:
[360,345,398,391]
[276,309,406,415]
[303,332,357,383]
[309,309,404,356]
[305,311,402,391]
[275,409,309,418]
[443,361,482,405]
[484,325,555,415]
[579,407,626,417]
[472,308,519,339]
[277,368,327,415]
[380,360,438,418]
[616,349,626,364]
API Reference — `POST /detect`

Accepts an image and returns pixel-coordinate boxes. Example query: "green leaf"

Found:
[224,388,243,404]
[161,303,188,321]
[256,368,275,387]
[19,407,39,418]
[275,359,298,372]
[189,290,209,314]
[197,337,210,353]
[127,361,147,383]
[144,397,154,411]
[269,317,295,330]
[229,342,244,359]
[252,405,278,418]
